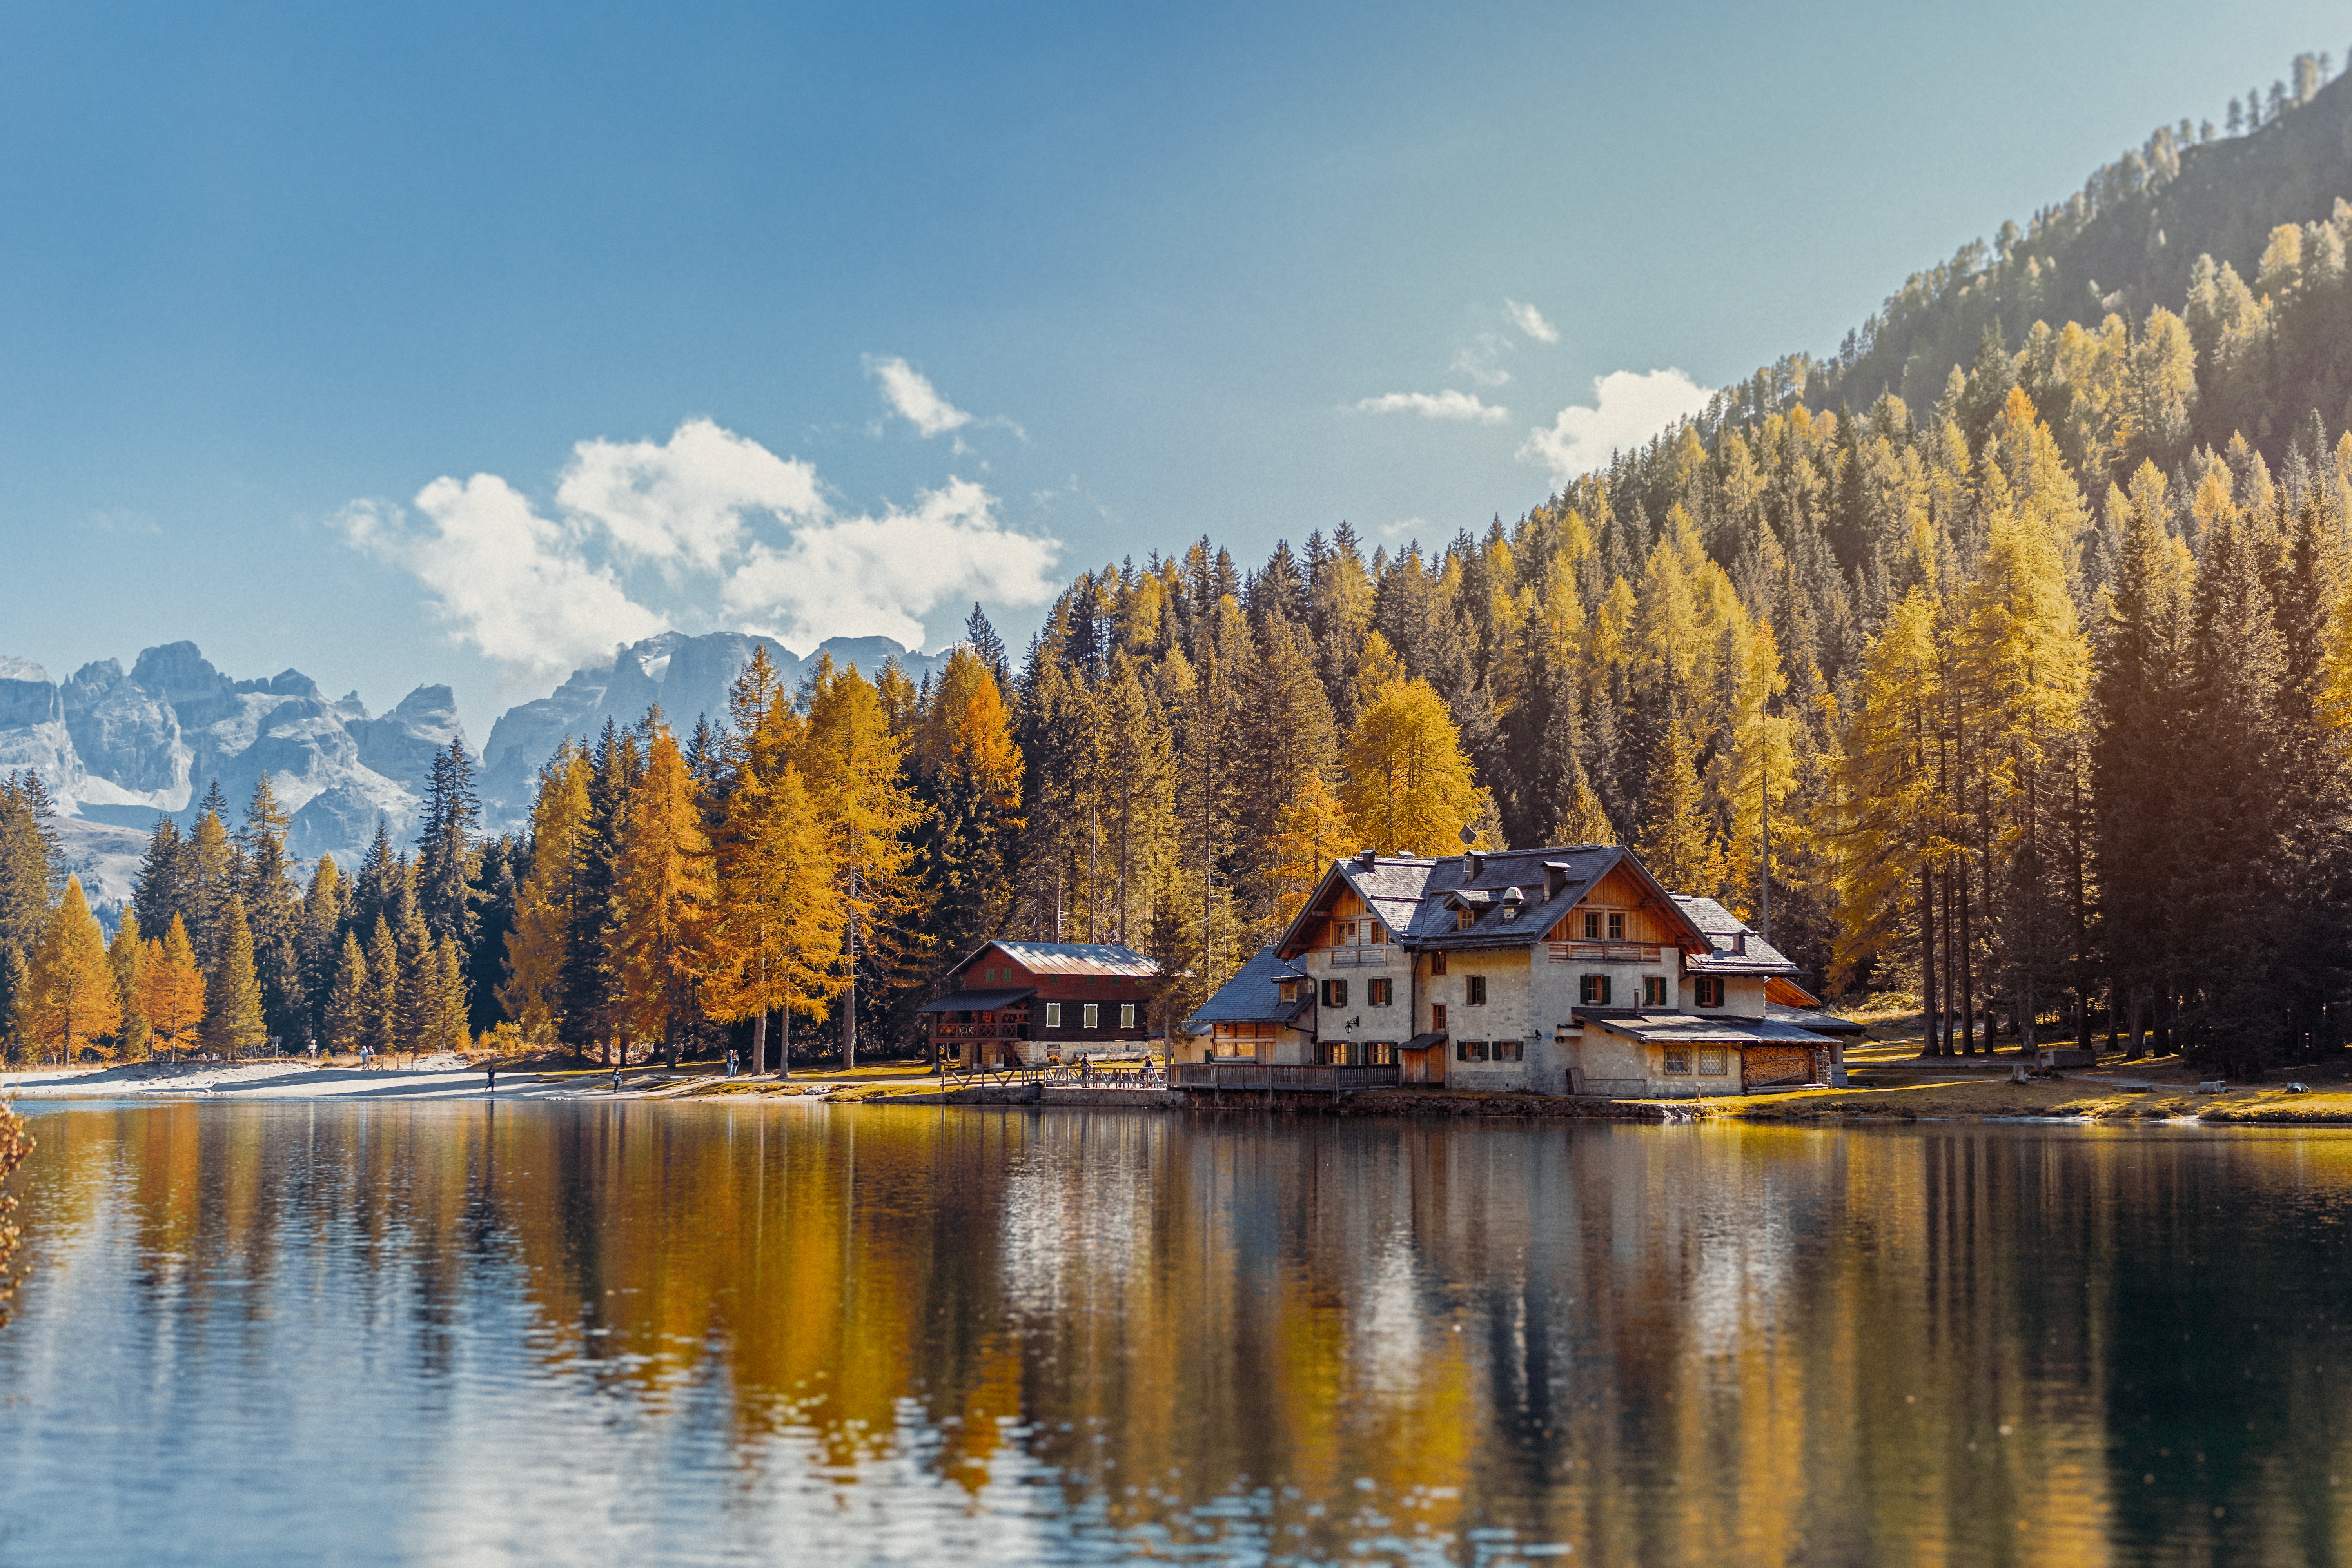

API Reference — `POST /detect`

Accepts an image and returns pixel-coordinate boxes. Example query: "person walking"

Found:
[486,1065,497,1094]
[612,1065,623,1095]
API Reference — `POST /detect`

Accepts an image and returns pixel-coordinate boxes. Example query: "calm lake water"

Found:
[0,1102,2348,1566]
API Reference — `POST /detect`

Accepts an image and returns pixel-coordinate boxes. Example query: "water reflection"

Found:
[2,1102,2350,1565]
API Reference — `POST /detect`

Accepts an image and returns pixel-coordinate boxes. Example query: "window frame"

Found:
[1493,1038,1524,1062]
[1368,977,1393,1007]
[1321,978,1348,1008]
[1430,953,1448,976]
[1643,976,1669,1007]
[1608,912,1625,940]
[1698,1047,1729,1076]
[1465,975,1488,1006]
[1663,1047,1693,1074]
[1083,1003,1100,1029]
[1579,974,1612,1006]
[1430,1003,1448,1033]
[1045,1002,1063,1029]
[1456,1039,1489,1062]
[1695,976,1725,1009]
[1583,911,1601,940]
[1120,1002,1137,1029]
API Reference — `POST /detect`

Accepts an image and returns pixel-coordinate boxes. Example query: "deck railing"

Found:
[1169,1063,1400,1092]
[1325,947,1392,968]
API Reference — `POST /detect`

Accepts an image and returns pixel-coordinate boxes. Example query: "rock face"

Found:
[4,632,946,910]
[0,643,463,913]
[476,632,944,831]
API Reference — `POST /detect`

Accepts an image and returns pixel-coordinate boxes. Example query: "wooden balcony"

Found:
[929,1011,1032,1040]
[1169,1063,1400,1093]
[1324,947,1392,968]
[1548,942,1659,964]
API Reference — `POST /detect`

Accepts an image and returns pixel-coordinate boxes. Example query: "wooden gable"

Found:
[1547,864,1705,951]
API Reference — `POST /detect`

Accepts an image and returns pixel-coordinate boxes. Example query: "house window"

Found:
[1695,976,1725,1008]
[1465,976,1487,1005]
[1322,978,1348,1007]
[1278,981,1298,1004]
[1371,923,1387,944]
[1120,1003,1136,1029]
[1457,1039,1488,1062]
[1431,953,1447,976]
[1644,976,1668,1007]
[1493,1038,1524,1062]
[1663,1047,1692,1074]
[1698,1047,1728,1076]
[1430,1004,1448,1033]
[1580,975,1611,1006]
[1608,913,1625,940]
[1584,912,1601,940]
[1318,1041,1350,1065]
[1045,1003,1063,1028]
[1367,1041,1395,1065]
[1455,909,1474,931]
[1368,978,1393,1006]
[1083,1004,1100,1029]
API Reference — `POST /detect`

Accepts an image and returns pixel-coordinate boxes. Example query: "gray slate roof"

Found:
[1578,1011,1833,1047]
[1183,946,1312,1033]
[1672,895,1800,976]
[976,941,1160,978]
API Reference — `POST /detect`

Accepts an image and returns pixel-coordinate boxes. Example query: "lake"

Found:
[0,1101,2347,1566]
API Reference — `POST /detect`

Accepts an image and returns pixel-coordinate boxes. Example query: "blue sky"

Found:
[5,0,2343,737]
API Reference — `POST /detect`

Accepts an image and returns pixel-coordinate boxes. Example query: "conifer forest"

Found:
[13,50,2352,1079]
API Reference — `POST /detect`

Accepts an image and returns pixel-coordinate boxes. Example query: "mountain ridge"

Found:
[0,631,947,914]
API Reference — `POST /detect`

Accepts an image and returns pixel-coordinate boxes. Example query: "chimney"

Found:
[1543,860,1569,900]
[1734,931,1749,955]
[1357,849,1378,869]
[1463,850,1485,880]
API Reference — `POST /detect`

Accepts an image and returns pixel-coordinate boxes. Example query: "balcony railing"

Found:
[1325,947,1392,968]
[930,1012,1032,1040]
[1548,942,1659,964]
[1170,1063,1400,1092]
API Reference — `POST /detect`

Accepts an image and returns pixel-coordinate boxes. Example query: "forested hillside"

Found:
[7,46,2352,1077]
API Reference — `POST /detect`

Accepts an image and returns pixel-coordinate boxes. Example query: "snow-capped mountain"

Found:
[2,632,946,914]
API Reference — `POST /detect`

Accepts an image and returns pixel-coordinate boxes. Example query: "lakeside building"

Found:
[1182,844,1845,1098]
[918,940,1161,1068]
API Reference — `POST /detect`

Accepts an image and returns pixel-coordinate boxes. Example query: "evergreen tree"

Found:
[205,894,267,1058]
[365,916,401,1060]
[1635,686,1724,896]
[129,817,191,958]
[324,933,370,1057]
[416,738,482,946]
[109,909,150,1059]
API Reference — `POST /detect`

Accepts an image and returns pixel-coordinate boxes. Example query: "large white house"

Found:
[1185,843,1847,1098]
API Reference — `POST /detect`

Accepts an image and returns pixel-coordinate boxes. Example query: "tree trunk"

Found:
[752,1009,767,1076]
[1919,864,1941,1058]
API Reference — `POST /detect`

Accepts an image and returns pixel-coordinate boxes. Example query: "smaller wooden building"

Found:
[918,940,1161,1067]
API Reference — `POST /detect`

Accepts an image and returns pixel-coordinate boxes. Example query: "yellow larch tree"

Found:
[1264,767,1351,928]
[1340,677,1488,856]
[139,914,206,1061]
[24,878,121,1065]
[800,656,926,1068]
[501,743,591,1042]
[618,727,717,1068]
[706,759,843,1076]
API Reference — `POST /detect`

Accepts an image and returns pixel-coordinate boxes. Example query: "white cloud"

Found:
[556,417,822,574]
[1520,369,1712,488]
[866,355,972,437]
[344,416,1058,676]
[721,478,1060,650]
[340,480,668,677]
[1504,298,1558,344]
[1450,333,1514,387]
[1354,389,1510,424]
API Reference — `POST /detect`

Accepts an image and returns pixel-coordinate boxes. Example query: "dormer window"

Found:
[1455,908,1474,931]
